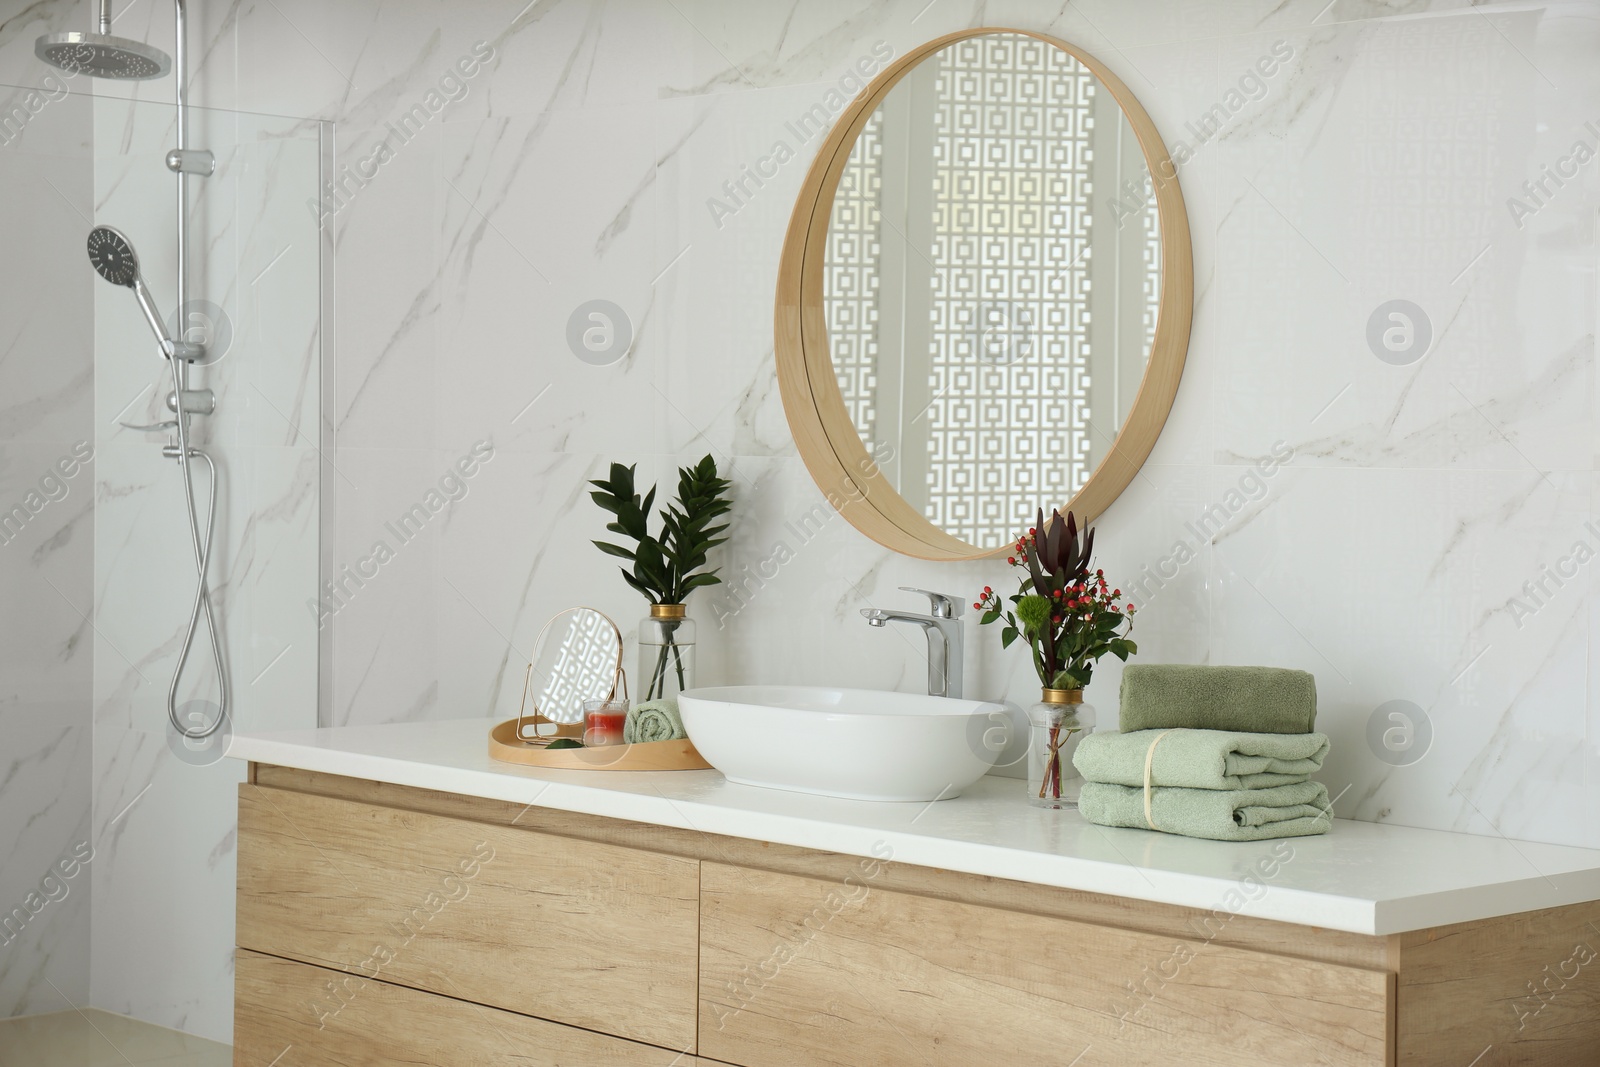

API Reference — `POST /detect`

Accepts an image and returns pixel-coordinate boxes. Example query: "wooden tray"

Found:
[488,717,711,772]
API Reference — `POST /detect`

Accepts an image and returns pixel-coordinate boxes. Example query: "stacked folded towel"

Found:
[1073,665,1333,842]
[1074,730,1332,841]
[1119,663,1318,734]
[1074,729,1330,790]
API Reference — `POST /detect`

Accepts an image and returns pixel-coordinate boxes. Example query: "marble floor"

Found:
[0,1009,230,1066]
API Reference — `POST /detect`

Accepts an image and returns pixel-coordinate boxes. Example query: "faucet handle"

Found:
[898,586,958,619]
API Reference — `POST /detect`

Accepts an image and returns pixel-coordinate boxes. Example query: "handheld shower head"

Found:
[86,227,201,361]
[87,225,140,287]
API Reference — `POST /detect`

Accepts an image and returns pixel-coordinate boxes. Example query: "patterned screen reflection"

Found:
[529,608,623,724]
[825,33,1161,549]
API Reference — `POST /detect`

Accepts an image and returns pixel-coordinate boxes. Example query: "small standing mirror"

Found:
[516,607,624,740]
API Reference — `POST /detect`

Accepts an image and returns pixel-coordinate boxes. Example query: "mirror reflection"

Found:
[825,31,1162,550]
[518,607,623,737]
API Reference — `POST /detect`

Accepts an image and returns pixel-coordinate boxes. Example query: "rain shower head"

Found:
[35,31,171,80]
[86,226,199,360]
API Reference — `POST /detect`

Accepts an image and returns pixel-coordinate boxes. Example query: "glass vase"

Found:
[1028,689,1094,808]
[639,604,695,702]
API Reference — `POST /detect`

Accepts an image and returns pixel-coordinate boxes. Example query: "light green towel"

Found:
[1073,729,1330,791]
[1120,664,1318,734]
[1079,780,1333,842]
[624,699,685,744]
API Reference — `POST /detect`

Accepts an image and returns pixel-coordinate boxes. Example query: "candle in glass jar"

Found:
[583,699,628,746]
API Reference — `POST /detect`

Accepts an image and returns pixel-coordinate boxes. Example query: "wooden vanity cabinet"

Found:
[235,781,699,1050]
[234,951,712,1066]
[697,862,1390,1067]
[234,765,1600,1067]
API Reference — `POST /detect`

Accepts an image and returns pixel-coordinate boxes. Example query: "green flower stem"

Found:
[646,637,671,701]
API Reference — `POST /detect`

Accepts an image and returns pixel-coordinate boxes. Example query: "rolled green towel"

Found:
[1120,664,1317,734]
[1072,729,1330,791]
[624,699,685,744]
[1079,780,1333,842]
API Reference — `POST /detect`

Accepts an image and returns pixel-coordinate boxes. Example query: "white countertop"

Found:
[227,718,1600,937]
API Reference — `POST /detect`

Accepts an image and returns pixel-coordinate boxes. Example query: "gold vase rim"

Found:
[650,603,688,619]
[1041,687,1083,705]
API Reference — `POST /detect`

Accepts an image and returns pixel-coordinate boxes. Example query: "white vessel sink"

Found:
[678,685,1006,802]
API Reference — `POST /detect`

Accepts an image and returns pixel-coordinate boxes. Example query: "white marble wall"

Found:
[0,0,96,1020]
[197,0,1595,856]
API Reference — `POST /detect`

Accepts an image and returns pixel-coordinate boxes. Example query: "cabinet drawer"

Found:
[236,950,716,1066]
[236,784,699,1051]
[698,862,1392,1067]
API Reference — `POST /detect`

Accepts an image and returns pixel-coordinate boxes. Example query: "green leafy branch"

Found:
[589,455,732,605]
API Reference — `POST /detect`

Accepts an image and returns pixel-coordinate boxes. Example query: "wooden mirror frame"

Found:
[774,27,1193,561]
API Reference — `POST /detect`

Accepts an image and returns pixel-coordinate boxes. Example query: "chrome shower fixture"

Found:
[35,0,172,81]
[59,0,229,743]
[35,30,171,80]
[86,223,227,742]
[85,227,203,361]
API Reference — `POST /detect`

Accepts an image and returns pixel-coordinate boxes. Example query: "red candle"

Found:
[584,707,627,747]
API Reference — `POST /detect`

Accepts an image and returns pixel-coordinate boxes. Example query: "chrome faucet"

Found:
[860,587,964,699]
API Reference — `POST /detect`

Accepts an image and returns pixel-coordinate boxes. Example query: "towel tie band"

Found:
[1143,729,1179,830]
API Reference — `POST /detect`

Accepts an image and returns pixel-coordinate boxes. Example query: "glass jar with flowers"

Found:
[976,508,1138,808]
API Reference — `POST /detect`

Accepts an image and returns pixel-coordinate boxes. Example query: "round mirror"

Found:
[776,28,1192,559]
[517,607,623,738]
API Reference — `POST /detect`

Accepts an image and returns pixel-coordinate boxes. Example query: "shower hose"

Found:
[166,352,228,740]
